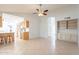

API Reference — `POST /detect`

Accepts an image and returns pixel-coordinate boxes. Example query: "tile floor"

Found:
[0,38,79,55]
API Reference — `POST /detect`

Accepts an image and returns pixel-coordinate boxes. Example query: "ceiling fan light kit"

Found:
[38,13,43,16]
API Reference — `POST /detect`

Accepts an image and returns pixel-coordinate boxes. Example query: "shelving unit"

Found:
[68,19,77,29]
[57,19,78,43]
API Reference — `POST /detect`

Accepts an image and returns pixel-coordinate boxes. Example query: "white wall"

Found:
[40,16,48,38]
[27,15,40,39]
[49,5,79,20]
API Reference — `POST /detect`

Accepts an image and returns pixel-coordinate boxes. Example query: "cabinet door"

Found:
[70,30,77,43]
[57,32,66,40]
[57,33,61,40]
[0,16,2,27]
[68,19,77,29]
[61,32,66,40]
[26,21,29,28]
[65,30,71,42]
[22,32,29,40]
[59,20,67,29]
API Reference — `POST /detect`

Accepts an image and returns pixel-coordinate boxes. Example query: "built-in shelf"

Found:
[57,19,78,43]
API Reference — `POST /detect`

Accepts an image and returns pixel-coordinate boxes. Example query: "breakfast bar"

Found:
[0,33,14,44]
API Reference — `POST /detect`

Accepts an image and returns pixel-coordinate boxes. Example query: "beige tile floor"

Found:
[0,38,79,55]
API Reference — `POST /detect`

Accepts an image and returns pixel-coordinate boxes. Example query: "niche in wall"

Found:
[57,19,78,43]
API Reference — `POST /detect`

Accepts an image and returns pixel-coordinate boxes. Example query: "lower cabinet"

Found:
[22,32,29,40]
[57,30,77,43]
[58,32,66,41]
[70,30,77,42]
[65,31,71,42]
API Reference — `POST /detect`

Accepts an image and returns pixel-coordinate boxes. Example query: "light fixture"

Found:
[38,13,43,16]
[33,4,48,16]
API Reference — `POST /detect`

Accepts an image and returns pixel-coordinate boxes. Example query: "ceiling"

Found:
[0,4,76,14]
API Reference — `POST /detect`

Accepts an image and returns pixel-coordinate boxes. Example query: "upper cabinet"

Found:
[58,20,67,30]
[0,16,2,27]
[68,19,77,29]
[26,20,29,28]
[21,20,29,28]
[57,19,77,30]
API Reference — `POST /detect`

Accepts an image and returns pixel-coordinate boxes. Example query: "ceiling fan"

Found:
[33,4,48,16]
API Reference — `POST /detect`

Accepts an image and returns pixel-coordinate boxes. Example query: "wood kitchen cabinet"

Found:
[68,19,77,29]
[20,20,29,40]
[58,20,67,29]
[22,32,29,40]
[26,21,29,28]
[0,16,2,27]
[24,20,29,28]
[57,19,77,30]
[21,20,29,28]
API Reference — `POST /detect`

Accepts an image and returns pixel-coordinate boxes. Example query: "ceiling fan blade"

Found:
[44,10,48,12]
[43,13,47,15]
[36,9,39,12]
